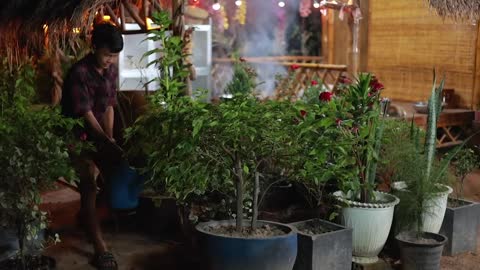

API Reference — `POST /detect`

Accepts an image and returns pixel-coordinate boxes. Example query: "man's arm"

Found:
[83,111,110,142]
[103,106,114,140]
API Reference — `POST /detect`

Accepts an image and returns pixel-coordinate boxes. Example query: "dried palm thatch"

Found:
[0,0,117,68]
[427,0,480,21]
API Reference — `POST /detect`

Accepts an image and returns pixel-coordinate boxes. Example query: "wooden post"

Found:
[471,21,480,110]
[120,2,126,32]
[327,10,335,64]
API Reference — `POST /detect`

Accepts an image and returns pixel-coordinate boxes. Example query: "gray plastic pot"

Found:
[290,218,352,270]
[396,231,447,270]
[440,198,480,256]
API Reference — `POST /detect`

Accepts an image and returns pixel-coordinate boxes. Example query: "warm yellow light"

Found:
[72,28,81,34]
[103,15,111,21]
[146,17,154,30]
[43,24,48,33]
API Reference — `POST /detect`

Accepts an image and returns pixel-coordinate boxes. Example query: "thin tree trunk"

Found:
[17,220,26,270]
[235,156,244,231]
[251,171,260,230]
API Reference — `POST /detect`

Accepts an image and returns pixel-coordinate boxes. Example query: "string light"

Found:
[212,0,221,11]
[235,0,242,6]
[313,0,320,8]
[278,1,285,8]
[102,15,111,21]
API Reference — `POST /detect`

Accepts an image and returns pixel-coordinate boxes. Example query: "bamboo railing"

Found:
[211,56,347,99]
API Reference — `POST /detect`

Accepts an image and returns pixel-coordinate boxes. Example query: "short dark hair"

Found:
[91,23,124,53]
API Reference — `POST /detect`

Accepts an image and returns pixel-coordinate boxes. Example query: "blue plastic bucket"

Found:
[108,162,144,210]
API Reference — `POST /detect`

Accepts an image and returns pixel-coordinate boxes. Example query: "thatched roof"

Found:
[0,0,116,66]
[428,0,480,21]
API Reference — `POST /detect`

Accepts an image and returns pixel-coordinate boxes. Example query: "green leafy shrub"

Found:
[0,58,81,268]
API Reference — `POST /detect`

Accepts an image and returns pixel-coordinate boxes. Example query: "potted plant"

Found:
[330,74,400,264]
[439,147,480,255]
[0,58,81,269]
[393,73,452,270]
[283,79,353,270]
[126,12,297,270]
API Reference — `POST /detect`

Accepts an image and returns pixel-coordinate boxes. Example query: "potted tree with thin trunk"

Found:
[193,61,299,270]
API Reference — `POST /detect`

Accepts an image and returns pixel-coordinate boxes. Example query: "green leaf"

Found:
[243,164,250,174]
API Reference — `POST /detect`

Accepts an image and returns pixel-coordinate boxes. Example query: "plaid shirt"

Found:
[61,54,118,123]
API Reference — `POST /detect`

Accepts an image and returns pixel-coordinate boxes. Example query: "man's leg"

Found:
[76,159,108,254]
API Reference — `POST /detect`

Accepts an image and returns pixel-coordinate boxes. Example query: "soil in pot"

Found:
[396,231,447,270]
[0,255,56,270]
[447,198,471,208]
[294,219,339,236]
[203,223,287,238]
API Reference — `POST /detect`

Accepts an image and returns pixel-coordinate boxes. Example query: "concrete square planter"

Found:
[440,198,480,256]
[290,219,352,270]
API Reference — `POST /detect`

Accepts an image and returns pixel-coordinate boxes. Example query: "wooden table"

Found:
[390,101,474,148]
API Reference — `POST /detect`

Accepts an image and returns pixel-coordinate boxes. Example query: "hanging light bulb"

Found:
[235,0,242,6]
[278,1,285,8]
[212,0,221,11]
[313,0,320,8]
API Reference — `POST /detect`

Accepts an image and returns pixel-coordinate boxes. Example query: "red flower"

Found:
[319,91,333,102]
[370,77,384,92]
[311,80,318,86]
[79,132,88,141]
[336,118,343,126]
[352,127,359,134]
[239,57,246,62]
[67,143,76,151]
[291,64,300,70]
[338,75,352,84]
[300,110,307,117]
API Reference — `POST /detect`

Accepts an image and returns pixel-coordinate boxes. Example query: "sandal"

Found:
[91,251,118,270]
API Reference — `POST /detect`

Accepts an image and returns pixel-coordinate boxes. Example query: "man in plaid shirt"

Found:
[61,23,123,270]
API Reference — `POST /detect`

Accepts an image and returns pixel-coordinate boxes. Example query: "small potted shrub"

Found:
[331,74,400,264]
[286,79,353,270]
[0,59,80,269]
[440,147,480,255]
[393,73,453,270]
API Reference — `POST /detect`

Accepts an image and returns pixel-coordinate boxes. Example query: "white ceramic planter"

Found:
[392,182,452,233]
[333,191,400,264]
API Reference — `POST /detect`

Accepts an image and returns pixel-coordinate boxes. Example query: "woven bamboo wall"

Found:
[367,0,478,108]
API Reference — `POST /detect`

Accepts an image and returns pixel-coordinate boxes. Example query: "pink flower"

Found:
[291,64,300,70]
[319,91,333,102]
[336,118,343,126]
[300,110,307,118]
[352,127,359,134]
[79,132,88,141]
[311,80,318,86]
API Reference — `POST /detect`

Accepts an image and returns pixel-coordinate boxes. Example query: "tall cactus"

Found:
[424,71,445,182]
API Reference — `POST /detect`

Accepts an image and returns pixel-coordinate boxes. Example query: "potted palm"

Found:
[330,74,400,264]
[126,11,297,270]
[0,59,80,269]
[440,147,480,255]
